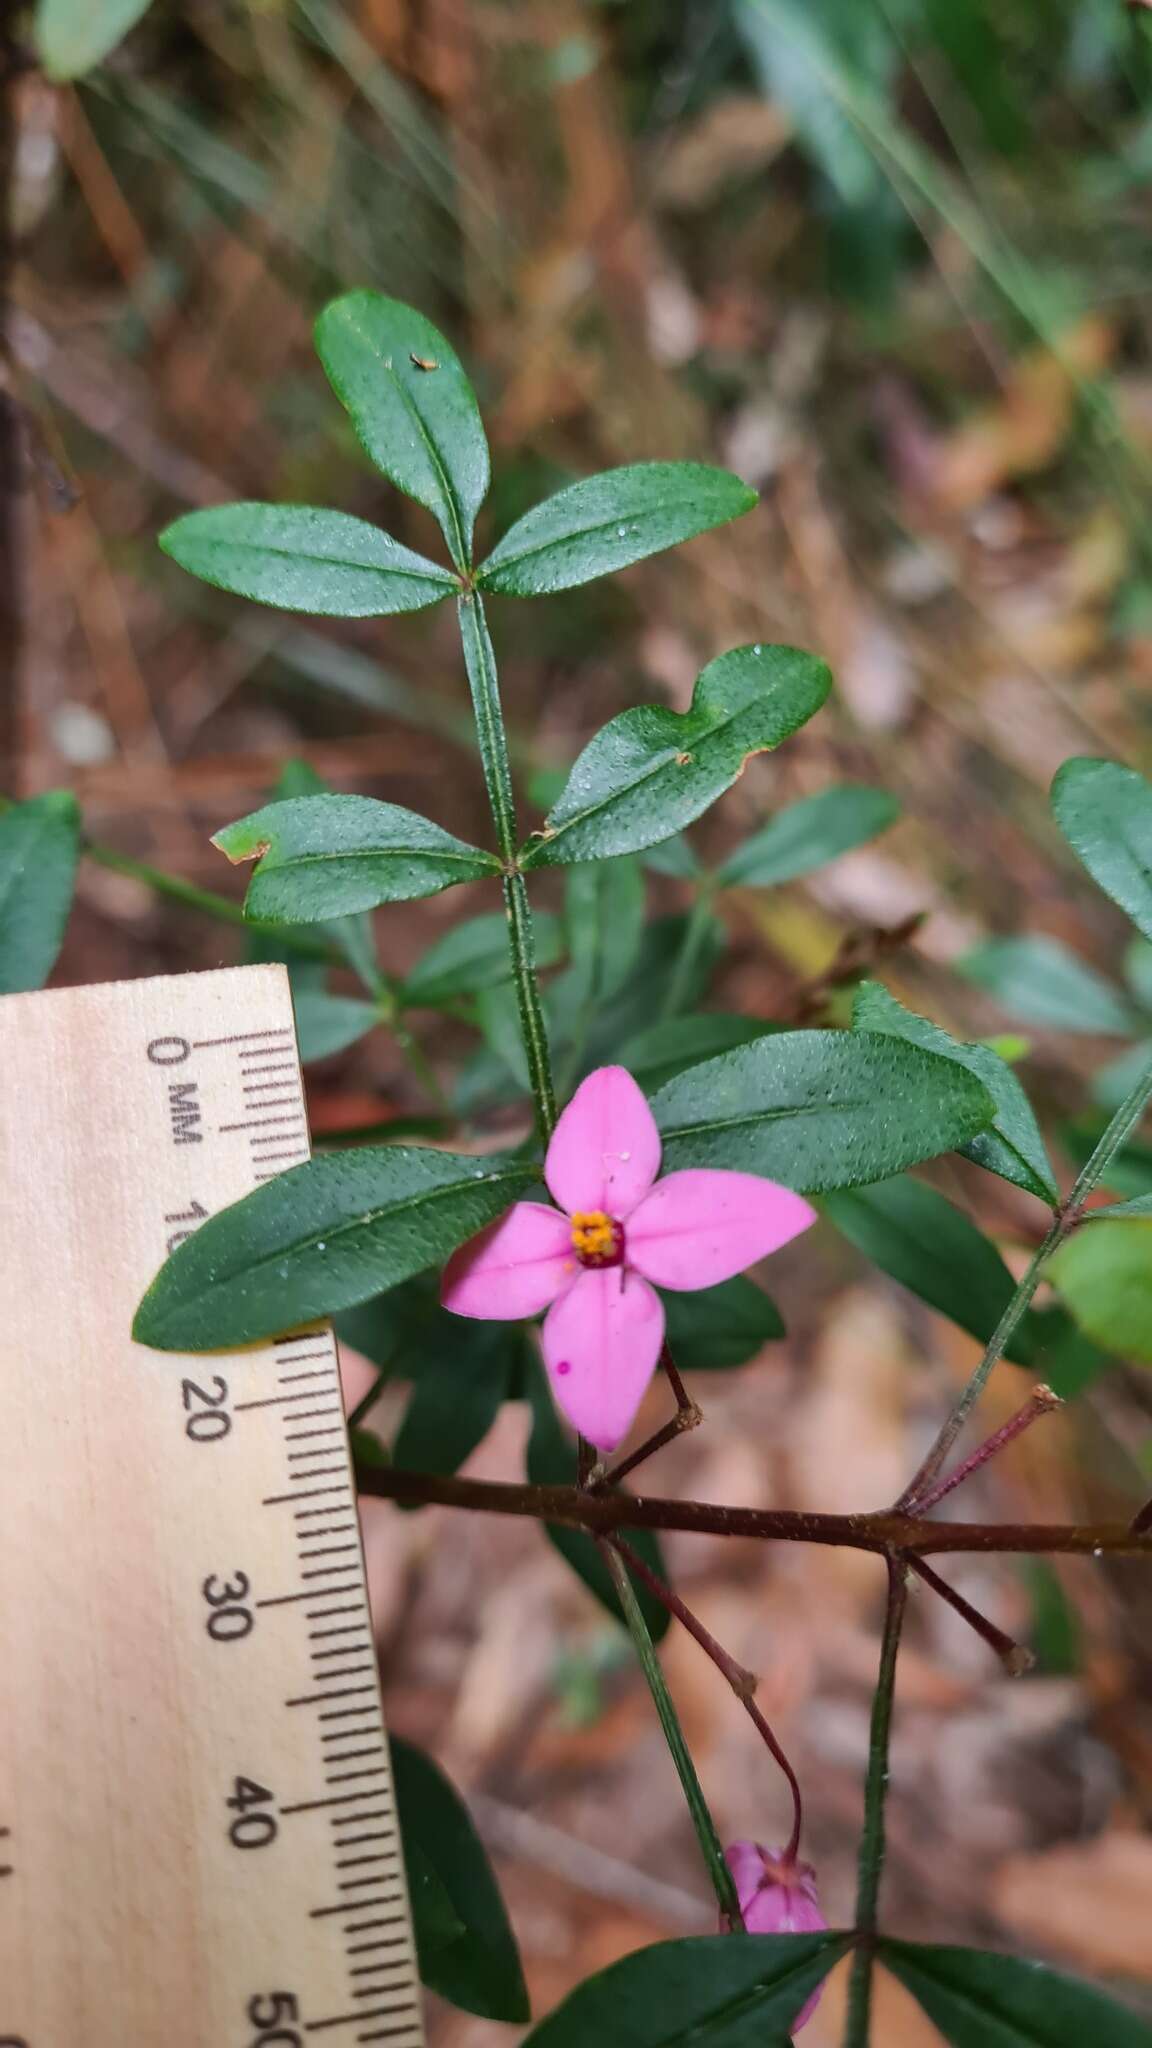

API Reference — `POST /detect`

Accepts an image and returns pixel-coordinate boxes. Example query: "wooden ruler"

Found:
[0,964,424,2048]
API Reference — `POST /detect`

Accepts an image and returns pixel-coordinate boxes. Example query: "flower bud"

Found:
[725,1841,827,2030]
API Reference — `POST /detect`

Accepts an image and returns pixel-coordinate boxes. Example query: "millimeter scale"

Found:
[0,965,424,2047]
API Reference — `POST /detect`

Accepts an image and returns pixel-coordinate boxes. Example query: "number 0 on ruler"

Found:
[0,966,423,2047]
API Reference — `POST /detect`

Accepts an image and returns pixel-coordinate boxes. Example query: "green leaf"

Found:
[475,983,532,1089]
[1124,938,1152,1010]
[823,1179,1107,1397]
[526,1369,670,1641]
[600,913,725,1038]
[718,784,899,888]
[391,1735,530,2022]
[521,1932,850,2047]
[314,292,490,569]
[663,1276,784,1369]
[1024,1560,1082,1677]
[619,1014,782,1094]
[267,760,380,991]
[478,462,757,598]
[1060,1121,1152,1199]
[1082,1193,1152,1219]
[1091,1040,1152,1113]
[133,1148,539,1351]
[960,936,1136,1036]
[334,1272,442,1375]
[852,981,1057,1204]
[34,0,154,78]
[652,1030,996,1192]
[291,989,380,1063]
[1050,1219,1152,1363]
[564,857,645,1005]
[159,504,457,618]
[402,911,563,1007]
[822,1176,1040,1367]
[737,0,895,208]
[213,795,500,921]
[522,645,832,867]
[401,1836,465,1959]
[349,1423,390,1471]
[0,791,81,995]
[393,1324,522,1484]
[644,834,703,879]
[1052,756,1152,946]
[880,1937,1152,2046]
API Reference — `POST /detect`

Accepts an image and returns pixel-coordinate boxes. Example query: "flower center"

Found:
[570,1210,625,1268]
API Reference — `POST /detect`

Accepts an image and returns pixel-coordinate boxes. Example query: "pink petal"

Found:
[542,1266,664,1452]
[544,1065,661,1219]
[627,1170,816,1291]
[724,1844,827,2031]
[725,1841,767,1914]
[442,1202,575,1320]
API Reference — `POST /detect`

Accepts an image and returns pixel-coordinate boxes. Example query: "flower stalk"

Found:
[900,1047,1152,1513]
[844,1557,909,2048]
[613,1535,806,1863]
[600,1541,743,1929]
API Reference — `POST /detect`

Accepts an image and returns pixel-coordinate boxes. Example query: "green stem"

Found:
[844,1557,909,2048]
[601,1543,742,1929]
[456,593,518,864]
[86,841,330,959]
[899,1044,1152,1511]
[660,886,715,1020]
[392,1013,451,1114]
[457,591,557,1139]
[503,873,557,1136]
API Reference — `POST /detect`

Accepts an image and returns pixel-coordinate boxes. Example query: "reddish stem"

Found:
[908,1556,1034,1675]
[612,1535,805,1865]
[352,1461,1152,1557]
[906,1385,1062,1514]
[594,1345,702,1490]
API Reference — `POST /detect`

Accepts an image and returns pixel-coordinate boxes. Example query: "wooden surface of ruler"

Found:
[0,964,424,2048]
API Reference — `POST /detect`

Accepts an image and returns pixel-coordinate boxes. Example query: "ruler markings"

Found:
[219,1122,305,1138]
[265,1487,347,1502]
[311,1898,405,1920]
[237,1391,334,1411]
[288,1686,379,1708]
[0,967,422,2044]
[193,1026,293,1047]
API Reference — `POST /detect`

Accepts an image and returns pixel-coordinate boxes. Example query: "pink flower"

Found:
[441,1064,815,1452]
[725,1841,828,2030]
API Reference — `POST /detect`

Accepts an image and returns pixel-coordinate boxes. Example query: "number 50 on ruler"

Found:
[0,966,423,2048]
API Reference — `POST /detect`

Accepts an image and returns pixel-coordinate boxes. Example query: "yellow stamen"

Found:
[570,1209,618,1259]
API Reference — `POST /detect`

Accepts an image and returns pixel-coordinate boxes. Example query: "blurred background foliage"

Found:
[9,1,1152,2040]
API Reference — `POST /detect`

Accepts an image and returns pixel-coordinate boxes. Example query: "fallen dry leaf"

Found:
[993,1830,1152,1980]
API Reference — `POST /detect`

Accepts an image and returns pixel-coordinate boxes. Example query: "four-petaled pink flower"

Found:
[441,1065,815,1452]
[725,1841,828,2030]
